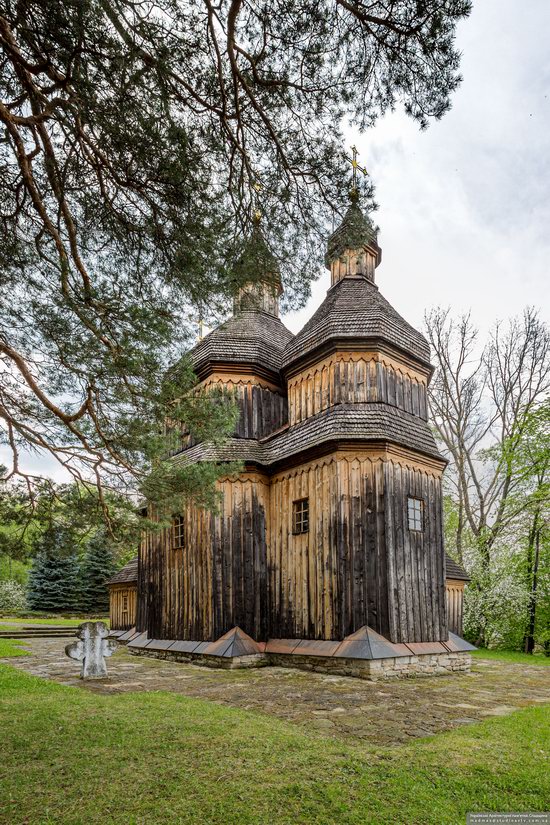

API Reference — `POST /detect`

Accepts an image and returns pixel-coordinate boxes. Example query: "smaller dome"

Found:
[230,222,283,316]
[282,276,430,372]
[325,190,381,270]
[190,310,294,381]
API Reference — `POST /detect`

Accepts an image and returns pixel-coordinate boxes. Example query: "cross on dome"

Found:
[346,145,368,194]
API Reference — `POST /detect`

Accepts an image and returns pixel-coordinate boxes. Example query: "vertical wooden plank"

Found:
[322,460,332,639]
[391,463,411,642]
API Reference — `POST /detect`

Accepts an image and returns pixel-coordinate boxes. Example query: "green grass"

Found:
[0,664,548,825]
[473,648,550,666]
[0,616,108,626]
[0,638,29,657]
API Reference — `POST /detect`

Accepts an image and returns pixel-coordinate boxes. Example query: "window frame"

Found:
[407,496,424,533]
[292,497,310,535]
[172,514,185,550]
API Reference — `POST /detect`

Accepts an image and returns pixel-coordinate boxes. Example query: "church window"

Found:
[173,515,185,549]
[407,497,424,532]
[293,498,309,534]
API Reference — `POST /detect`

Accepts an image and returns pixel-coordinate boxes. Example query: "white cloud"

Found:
[284,0,550,337]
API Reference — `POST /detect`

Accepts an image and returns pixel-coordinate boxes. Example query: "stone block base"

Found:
[268,651,471,679]
[120,626,474,679]
[130,648,269,669]
[129,646,471,679]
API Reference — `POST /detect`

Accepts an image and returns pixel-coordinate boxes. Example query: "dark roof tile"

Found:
[282,277,430,369]
[172,402,443,467]
[190,310,294,377]
[106,557,138,586]
[445,554,470,581]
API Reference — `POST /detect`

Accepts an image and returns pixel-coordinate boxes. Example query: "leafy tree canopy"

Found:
[0,0,471,506]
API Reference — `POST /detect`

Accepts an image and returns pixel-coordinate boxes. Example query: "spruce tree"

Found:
[26,526,81,613]
[80,530,117,613]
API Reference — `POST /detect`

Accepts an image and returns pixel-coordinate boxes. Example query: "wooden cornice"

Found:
[283,337,434,382]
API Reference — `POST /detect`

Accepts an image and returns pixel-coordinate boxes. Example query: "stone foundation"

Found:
[259,651,470,679]
[131,648,269,670]
[119,625,475,680]
[129,646,471,679]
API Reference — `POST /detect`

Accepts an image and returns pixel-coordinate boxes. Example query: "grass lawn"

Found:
[0,664,548,825]
[473,648,550,666]
[0,639,30,657]
[0,616,108,627]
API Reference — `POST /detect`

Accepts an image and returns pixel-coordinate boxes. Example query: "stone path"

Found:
[4,638,549,746]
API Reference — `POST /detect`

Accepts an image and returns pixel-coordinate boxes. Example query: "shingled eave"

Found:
[170,403,446,470]
[106,557,139,586]
[189,309,294,381]
[281,276,431,373]
[445,554,471,582]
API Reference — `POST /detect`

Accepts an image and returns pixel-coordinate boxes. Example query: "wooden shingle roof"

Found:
[106,557,138,587]
[445,554,470,581]
[190,310,294,379]
[174,402,443,467]
[282,276,431,371]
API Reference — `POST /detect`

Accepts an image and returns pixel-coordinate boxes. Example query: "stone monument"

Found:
[65,621,117,679]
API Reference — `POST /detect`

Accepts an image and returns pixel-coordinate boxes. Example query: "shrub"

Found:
[0,580,28,612]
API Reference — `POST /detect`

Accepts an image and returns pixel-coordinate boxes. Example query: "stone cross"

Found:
[65,621,117,679]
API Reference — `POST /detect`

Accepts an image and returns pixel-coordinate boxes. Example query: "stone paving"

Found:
[3,637,549,745]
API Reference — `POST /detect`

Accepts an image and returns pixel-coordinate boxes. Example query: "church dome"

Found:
[282,276,430,372]
[283,189,429,373]
[325,189,381,270]
[190,219,293,382]
[190,310,294,381]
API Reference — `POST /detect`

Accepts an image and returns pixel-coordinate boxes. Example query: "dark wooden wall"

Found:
[288,353,428,425]
[383,461,447,642]
[138,476,270,641]
[138,454,447,645]
[109,585,137,630]
[233,384,288,439]
[268,453,446,643]
[446,579,466,636]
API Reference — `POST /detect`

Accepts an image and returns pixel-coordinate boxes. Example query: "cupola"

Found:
[325,188,382,285]
[232,220,283,317]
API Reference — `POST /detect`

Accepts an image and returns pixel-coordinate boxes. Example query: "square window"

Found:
[173,514,185,549]
[407,497,424,532]
[293,498,309,534]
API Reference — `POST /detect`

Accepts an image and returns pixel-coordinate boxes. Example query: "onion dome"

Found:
[231,221,283,317]
[283,191,429,373]
[190,221,293,382]
[325,189,382,285]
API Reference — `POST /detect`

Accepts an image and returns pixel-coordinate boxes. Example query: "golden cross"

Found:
[252,180,262,223]
[346,145,368,191]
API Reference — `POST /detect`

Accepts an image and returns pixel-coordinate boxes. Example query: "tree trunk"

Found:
[523,512,540,655]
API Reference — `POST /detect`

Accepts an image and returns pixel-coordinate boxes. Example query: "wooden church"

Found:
[113,180,474,678]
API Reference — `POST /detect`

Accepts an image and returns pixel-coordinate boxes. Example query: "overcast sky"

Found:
[3,0,549,483]
[284,0,550,337]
